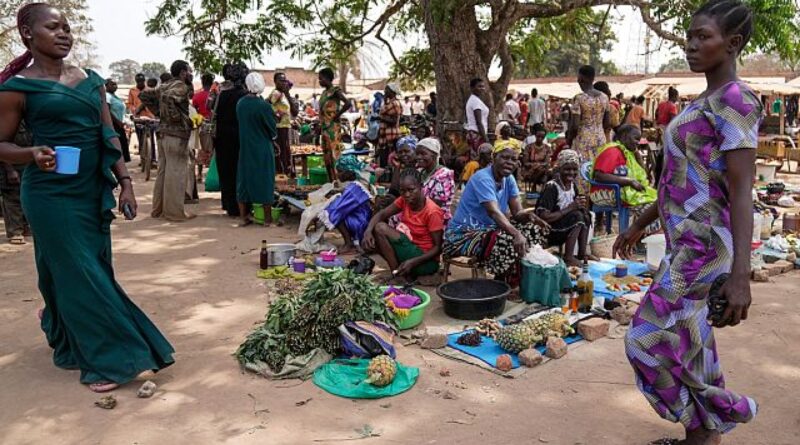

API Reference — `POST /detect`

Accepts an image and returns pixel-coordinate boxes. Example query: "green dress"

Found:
[0,70,175,384]
[236,95,277,204]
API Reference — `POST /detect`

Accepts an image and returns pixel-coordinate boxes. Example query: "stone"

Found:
[577,318,610,342]
[519,349,544,367]
[752,269,770,282]
[421,333,448,349]
[545,337,568,359]
[137,380,157,398]
[610,306,632,325]
[495,354,513,372]
[775,259,795,273]
[94,395,117,410]
[786,252,797,262]
[762,262,784,276]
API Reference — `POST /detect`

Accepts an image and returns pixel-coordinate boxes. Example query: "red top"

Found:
[192,89,211,118]
[519,100,529,126]
[394,197,445,252]
[590,143,627,194]
[656,101,678,126]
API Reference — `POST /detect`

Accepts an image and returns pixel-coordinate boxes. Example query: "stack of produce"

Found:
[237,269,397,372]
[495,312,574,353]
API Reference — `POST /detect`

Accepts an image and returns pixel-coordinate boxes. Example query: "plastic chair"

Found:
[579,161,629,234]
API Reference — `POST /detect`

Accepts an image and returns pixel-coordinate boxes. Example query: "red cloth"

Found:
[590,143,626,193]
[519,100,529,128]
[393,197,445,252]
[192,89,211,118]
[656,101,678,126]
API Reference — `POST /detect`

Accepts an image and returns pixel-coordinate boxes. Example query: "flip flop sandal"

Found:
[9,235,26,245]
[88,381,120,393]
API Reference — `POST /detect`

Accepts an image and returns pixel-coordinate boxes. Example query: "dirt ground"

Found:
[1,167,800,445]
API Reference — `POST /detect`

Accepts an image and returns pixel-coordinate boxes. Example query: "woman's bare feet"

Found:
[338,244,357,255]
[238,218,254,228]
[564,256,582,268]
[88,381,120,393]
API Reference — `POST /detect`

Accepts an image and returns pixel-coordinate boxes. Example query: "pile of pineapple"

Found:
[494,312,574,353]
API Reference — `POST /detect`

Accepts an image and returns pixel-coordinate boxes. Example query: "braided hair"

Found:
[693,0,754,54]
[0,3,51,84]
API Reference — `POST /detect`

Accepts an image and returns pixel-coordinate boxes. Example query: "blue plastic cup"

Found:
[54,146,81,175]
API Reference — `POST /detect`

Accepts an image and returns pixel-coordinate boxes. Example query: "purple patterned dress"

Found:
[625,82,761,433]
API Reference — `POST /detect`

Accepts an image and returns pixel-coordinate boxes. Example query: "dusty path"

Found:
[1,166,799,445]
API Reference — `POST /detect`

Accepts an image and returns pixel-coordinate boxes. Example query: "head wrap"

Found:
[396,135,418,151]
[245,73,266,94]
[478,142,494,156]
[417,137,441,155]
[492,138,523,154]
[386,83,401,96]
[335,155,366,173]
[494,121,511,137]
[556,149,580,167]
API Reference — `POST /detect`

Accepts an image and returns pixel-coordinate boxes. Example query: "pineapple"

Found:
[365,355,397,387]
[495,324,541,353]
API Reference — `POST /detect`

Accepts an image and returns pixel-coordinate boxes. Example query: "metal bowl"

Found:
[436,279,510,320]
[266,243,296,267]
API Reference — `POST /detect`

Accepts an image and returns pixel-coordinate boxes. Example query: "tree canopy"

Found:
[146,0,800,128]
[109,59,141,84]
[141,62,168,80]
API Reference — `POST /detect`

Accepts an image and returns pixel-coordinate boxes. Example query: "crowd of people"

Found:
[0,1,766,444]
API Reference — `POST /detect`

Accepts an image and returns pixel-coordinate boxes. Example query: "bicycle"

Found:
[133,117,159,181]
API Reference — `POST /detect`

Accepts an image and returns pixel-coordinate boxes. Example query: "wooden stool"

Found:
[442,256,486,283]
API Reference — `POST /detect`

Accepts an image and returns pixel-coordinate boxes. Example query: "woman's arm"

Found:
[399,230,443,272]
[612,203,659,259]
[0,92,54,169]
[334,90,350,120]
[483,200,527,256]
[593,170,644,190]
[474,109,486,139]
[715,148,755,327]
[362,203,401,250]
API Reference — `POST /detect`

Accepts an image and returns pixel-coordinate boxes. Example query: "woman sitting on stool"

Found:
[362,171,444,282]
[535,149,592,266]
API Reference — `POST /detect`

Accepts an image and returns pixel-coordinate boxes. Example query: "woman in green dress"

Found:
[0,3,174,392]
[236,72,278,226]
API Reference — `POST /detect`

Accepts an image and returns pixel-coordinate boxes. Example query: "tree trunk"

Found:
[422,3,493,136]
[337,62,349,93]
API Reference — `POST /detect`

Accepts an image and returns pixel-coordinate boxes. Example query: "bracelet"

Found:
[117,176,132,183]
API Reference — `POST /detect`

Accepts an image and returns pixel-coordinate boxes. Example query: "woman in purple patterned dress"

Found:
[614,2,760,444]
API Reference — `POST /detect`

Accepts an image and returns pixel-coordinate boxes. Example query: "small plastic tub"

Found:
[615,263,628,278]
[320,251,337,262]
[292,258,306,273]
[54,146,81,175]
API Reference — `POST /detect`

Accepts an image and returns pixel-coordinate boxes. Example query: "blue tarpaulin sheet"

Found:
[447,331,583,370]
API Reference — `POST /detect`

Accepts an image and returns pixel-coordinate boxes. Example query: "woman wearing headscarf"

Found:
[318,155,374,254]
[235,73,278,227]
[215,62,249,216]
[318,67,350,181]
[0,3,174,392]
[378,83,403,168]
[535,149,591,266]
[416,138,455,223]
[461,142,493,183]
[444,141,549,287]
[387,135,418,197]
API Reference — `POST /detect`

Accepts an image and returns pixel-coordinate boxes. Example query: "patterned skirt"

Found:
[443,221,548,286]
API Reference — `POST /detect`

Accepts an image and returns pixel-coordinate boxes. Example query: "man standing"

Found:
[655,87,679,129]
[127,73,155,157]
[269,72,299,176]
[502,93,520,124]
[140,60,195,221]
[426,92,437,119]
[402,96,412,116]
[528,88,547,134]
[0,126,31,245]
[105,79,131,163]
[411,95,425,115]
[311,93,320,113]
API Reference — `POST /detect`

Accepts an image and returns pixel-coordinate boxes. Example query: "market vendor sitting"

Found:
[386,135,418,196]
[535,149,591,267]
[443,141,550,287]
[521,129,553,189]
[589,124,659,233]
[363,171,444,282]
[461,143,493,183]
[318,155,374,254]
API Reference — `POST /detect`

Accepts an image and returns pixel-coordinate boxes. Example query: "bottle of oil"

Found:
[259,240,269,270]
[576,260,593,312]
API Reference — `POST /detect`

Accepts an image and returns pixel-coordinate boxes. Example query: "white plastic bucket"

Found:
[642,234,666,270]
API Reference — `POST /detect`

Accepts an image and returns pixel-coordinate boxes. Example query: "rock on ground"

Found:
[545,337,568,359]
[519,349,543,367]
[578,318,610,342]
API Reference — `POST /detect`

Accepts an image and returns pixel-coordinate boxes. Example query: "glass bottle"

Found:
[576,260,594,312]
[259,240,269,270]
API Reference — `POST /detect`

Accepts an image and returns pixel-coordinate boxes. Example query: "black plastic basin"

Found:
[436,279,510,320]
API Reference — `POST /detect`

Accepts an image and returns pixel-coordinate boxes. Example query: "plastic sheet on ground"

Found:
[313,358,419,399]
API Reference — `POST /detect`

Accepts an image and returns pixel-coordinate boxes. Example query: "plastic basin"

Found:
[252,206,282,224]
[436,279,510,320]
[309,167,329,185]
[380,286,431,330]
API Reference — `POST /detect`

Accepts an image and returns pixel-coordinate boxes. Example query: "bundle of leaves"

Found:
[236,269,397,372]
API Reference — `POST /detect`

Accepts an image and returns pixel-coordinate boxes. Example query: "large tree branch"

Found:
[490,38,515,112]
[324,0,410,47]
[375,17,412,76]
